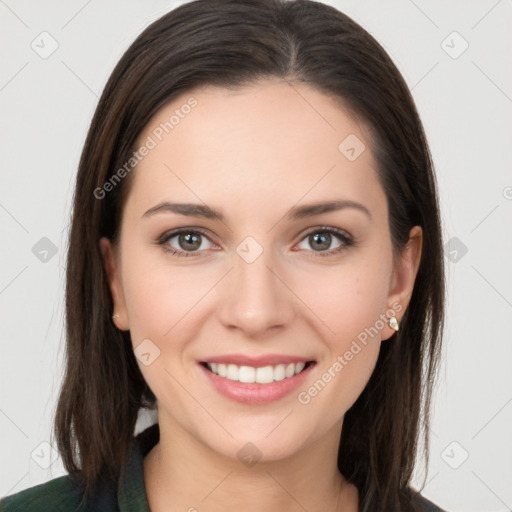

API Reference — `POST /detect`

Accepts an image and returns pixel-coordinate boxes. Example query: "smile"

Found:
[202,361,312,384]
[198,359,316,405]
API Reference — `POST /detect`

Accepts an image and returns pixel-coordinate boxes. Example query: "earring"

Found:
[112,314,120,328]
[389,316,399,332]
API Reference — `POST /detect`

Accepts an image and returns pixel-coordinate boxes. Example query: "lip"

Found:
[201,353,313,367]
[198,360,316,405]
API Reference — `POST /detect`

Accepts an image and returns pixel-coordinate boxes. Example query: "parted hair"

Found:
[55,1,445,510]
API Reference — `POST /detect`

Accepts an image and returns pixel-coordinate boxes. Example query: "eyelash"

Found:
[156,226,355,258]
[296,226,354,257]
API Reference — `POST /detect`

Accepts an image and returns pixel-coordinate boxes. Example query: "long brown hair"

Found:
[55,1,445,510]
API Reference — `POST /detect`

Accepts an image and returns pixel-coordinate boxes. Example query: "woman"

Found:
[0,0,445,510]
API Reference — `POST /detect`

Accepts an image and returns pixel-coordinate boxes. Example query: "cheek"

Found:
[119,257,213,405]
[119,242,217,343]
[291,257,391,412]
[294,257,391,347]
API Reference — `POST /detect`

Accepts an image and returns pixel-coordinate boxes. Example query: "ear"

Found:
[382,226,422,340]
[100,237,129,331]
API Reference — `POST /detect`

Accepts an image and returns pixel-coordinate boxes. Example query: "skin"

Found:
[101,78,422,512]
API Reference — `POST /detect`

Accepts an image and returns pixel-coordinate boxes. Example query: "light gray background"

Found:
[1,1,511,510]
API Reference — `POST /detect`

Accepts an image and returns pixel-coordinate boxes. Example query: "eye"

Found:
[158,229,217,256]
[295,227,353,255]
[157,227,353,258]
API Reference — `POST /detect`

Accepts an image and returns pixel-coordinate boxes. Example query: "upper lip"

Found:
[200,354,315,367]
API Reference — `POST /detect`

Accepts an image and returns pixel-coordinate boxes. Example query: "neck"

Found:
[142,412,359,512]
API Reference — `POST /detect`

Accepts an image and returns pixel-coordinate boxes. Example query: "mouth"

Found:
[200,360,315,384]
[197,357,316,405]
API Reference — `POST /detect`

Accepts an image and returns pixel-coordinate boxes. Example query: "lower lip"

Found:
[198,362,315,405]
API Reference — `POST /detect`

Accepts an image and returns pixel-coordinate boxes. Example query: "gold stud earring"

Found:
[389,316,399,332]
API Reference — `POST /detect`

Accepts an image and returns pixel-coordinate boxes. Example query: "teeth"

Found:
[205,361,309,383]
[226,364,240,380]
[294,362,305,374]
[238,365,255,383]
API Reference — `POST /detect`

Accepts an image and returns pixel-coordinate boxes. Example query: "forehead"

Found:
[125,79,385,218]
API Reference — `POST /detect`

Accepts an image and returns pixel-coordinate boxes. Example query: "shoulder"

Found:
[0,424,158,512]
[0,476,85,512]
[409,491,445,512]
[0,474,119,512]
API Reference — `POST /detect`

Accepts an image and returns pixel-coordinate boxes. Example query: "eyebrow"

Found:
[287,200,371,220]
[142,202,223,220]
[142,199,371,221]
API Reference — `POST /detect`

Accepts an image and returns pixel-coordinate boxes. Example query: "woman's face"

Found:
[101,78,421,462]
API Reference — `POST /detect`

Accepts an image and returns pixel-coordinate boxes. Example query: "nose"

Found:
[217,250,296,339]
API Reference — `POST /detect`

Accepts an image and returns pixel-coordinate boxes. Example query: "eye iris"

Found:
[309,232,331,251]
[179,232,201,251]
